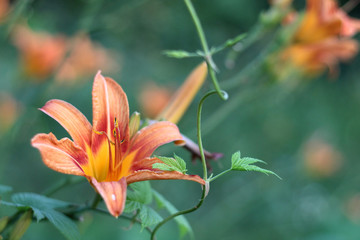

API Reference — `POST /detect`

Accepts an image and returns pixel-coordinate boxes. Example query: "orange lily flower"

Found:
[295,0,360,43]
[31,72,205,217]
[272,0,360,78]
[281,38,358,75]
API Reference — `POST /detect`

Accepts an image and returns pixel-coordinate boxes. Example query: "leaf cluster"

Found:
[152,154,188,174]
[1,190,80,240]
[231,151,281,179]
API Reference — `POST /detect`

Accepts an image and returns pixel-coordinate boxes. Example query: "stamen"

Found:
[93,129,115,145]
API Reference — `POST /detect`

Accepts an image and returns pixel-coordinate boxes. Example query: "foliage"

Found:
[0,0,360,239]
[152,154,188,174]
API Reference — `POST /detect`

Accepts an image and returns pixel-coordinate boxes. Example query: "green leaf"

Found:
[0,185,13,194]
[153,190,194,239]
[224,33,247,47]
[11,193,72,221]
[162,50,199,59]
[123,200,162,229]
[124,182,162,229]
[43,209,80,240]
[123,199,142,213]
[231,151,281,179]
[153,154,187,174]
[127,181,152,204]
[138,205,162,229]
[11,193,80,240]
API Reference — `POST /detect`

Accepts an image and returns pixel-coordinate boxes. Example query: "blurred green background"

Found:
[1,0,360,239]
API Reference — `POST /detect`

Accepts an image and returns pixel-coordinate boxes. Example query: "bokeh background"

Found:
[1,0,360,239]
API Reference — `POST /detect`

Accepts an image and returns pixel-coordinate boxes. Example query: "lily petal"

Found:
[129,121,184,165]
[91,177,127,218]
[158,62,207,124]
[92,72,129,153]
[40,99,92,150]
[126,169,205,185]
[31,133,87,176]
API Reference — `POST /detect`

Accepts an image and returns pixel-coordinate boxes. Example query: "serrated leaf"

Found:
[123,199,162,229]
[10,193,79,240]
[231,151,281,179]
[152,163,174,172]
[123,199,142,213]
[153,190,194,239]
[174,154,187,172]
[127,181,152,204]
[153,155,187,174]
[0,185,13,194]
[138,205,162,229]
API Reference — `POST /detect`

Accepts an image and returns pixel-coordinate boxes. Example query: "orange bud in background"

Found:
[158,62,207,124]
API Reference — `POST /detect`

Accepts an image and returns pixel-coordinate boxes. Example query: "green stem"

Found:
[209,169,232,182]
[183,0,227,101]
[150,187,206,240]
[197,90,224,180]
[89,208,153,234]
[150,90,222,239]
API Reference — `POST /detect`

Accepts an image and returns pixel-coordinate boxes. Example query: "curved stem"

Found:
[184,0,227,101]
[197,90,224,180]
[150,90,224,240]
[150,187,206,240]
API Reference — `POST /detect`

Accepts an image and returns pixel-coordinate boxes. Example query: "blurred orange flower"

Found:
[281,38,358,75]
[295,0,360,42]
[303,138,343,178]
[31,72,204,217]
[56,34,117,84]
[0,93,22,135]
[275,0,360,77]
[12,26,117,83]
[12,26,67,81]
